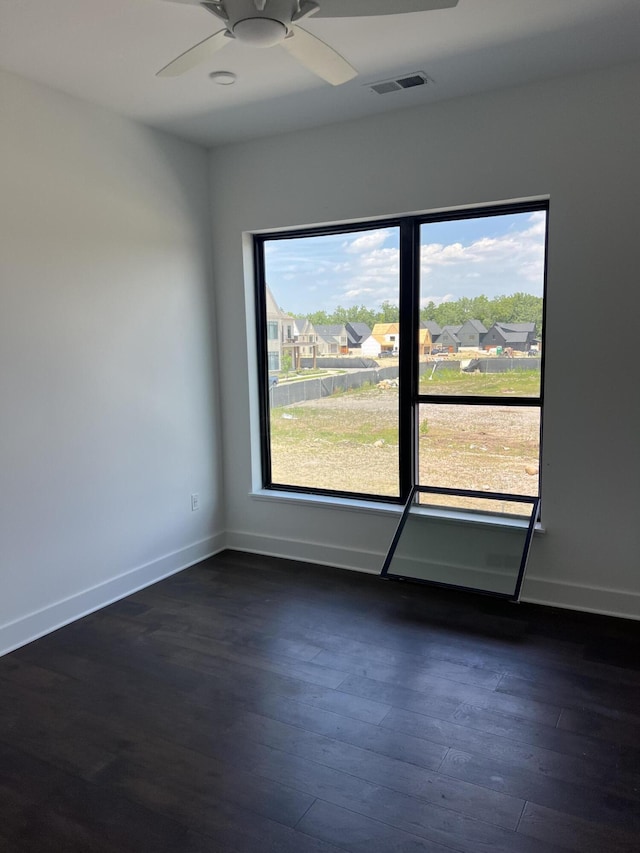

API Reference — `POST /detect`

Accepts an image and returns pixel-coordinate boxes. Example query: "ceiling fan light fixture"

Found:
[232,17,288,47]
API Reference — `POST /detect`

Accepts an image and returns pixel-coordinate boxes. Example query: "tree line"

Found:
[298,292,543,337]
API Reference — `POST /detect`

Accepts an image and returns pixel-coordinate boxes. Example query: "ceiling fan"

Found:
[158,0,459,85]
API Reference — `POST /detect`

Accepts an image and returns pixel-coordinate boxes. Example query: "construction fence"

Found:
[269,358,541,407]
[269,364,428,408]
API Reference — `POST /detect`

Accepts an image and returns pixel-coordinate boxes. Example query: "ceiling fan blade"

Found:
[281,26,357,86]
[156,28,229,77]
[311,0,458,18]
[161,1,220,7]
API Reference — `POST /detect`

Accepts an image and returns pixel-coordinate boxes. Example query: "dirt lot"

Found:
[270,385,540,505]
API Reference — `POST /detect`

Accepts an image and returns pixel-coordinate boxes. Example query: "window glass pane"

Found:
[383,488,538,597]
[267,321,279,340]
[419,211,546,398]
[267,352,279,371]
[418,403,540,507]
[415,490,530,519]
[262,227,400,496]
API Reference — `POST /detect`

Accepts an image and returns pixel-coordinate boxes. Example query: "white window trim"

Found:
[250,488,545,532]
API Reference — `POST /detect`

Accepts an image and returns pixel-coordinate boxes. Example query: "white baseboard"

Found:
[225,530,382,575]
[521,576,640,621]
[226,529,640,621]
[0,533,226,656]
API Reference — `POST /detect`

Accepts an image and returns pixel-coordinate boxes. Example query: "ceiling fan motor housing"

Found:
[215,0,302,46]
[233,17,287,46]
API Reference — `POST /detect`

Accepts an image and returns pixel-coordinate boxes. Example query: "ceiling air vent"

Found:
[368,71,430,95]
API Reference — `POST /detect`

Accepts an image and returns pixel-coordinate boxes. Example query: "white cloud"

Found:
[344,287,376,299]
[266,212,546,313]
[419,293,455,308]
[344,230,392,254]
[419,223,545,296]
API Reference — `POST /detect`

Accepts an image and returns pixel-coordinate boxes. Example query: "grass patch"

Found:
[272,407,398,447]
[278,368,348,382]
[419,369,540,396]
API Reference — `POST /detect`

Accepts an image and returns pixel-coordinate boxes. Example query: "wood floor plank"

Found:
[385,700,639,771]
[296,799,457,853]
[557,706,640,750]
[496,671,640,719]
[440,748,640,832]
[337,671,562,727]
[146,626,346,687]
[241,692,448,770]
[380,705,640,800]
[0,742,211,853]
[311,647,504,690]
[0,690,115,780]
[191,730,551,853]
[517,801,640,853]
[227,709,525,829]
[94,740,316,831]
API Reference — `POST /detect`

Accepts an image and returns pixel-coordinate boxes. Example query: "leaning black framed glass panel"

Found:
[381,486,539,600]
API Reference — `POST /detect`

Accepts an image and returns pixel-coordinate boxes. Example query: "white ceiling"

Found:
[2,0,640,147]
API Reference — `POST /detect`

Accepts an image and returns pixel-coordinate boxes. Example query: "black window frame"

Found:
[254,199,548,509]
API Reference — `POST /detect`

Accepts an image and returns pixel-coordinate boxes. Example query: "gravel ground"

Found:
[270,387,540,503]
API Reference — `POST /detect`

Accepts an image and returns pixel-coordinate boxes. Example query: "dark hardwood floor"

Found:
[2,550,640,852]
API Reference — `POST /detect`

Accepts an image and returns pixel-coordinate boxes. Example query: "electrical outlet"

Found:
[191,493,200,512]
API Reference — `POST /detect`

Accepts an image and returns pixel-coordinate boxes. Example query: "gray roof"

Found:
[421,320,442,336]
[498,331,530,343]
[293,318,311,335]
[461,318,488,333]
[314,324,347,338]
[486,321,536,344]
[495,322,535,333]
[346,321,371,337]
[345,322,372,346]
[437,325,462,343]
[265,284,292,320]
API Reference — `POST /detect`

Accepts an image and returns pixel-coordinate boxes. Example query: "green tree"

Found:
[377,301,400,323]
[305,310,331,325]
[303,292,542,336]
[420,301,438,321]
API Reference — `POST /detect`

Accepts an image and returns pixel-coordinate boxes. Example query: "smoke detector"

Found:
[209,71,237,85]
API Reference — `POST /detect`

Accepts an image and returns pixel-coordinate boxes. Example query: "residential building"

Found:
[369,322,400,354]
[292,318,318,357]
[265,285,294,372]
[457,318,488,349]
[421,319,443,339]
[436,325,462,352]
[313,324,349,355]
[365,323,432,356]
[483,321,537,352]
[345,321,372,351]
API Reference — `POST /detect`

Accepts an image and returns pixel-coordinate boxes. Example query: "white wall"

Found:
[0,71,223,652]
[210,61,640,619]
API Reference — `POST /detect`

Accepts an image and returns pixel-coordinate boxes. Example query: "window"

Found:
[267,321,279,341]
[255,201,547,515]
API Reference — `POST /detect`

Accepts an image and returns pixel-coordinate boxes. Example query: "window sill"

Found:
[250,489,545,532]
[250,488,403,517]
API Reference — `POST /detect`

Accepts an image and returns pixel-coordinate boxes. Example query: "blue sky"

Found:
[264,210,546,315]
